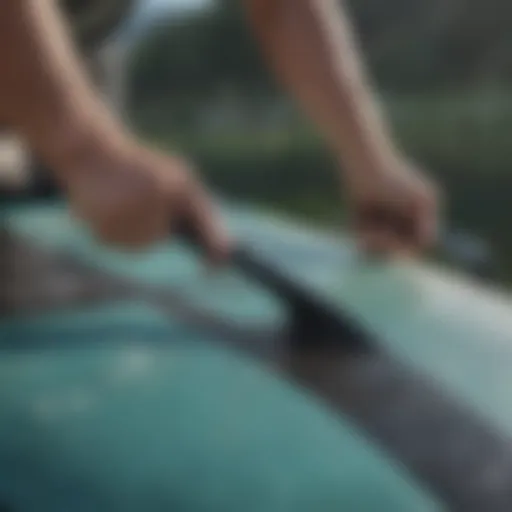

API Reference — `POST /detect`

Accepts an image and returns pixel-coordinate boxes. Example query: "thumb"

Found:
[180,181,232,265]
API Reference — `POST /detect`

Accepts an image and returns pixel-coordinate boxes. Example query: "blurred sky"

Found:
[145,0,210,13]
[121,0,211,43]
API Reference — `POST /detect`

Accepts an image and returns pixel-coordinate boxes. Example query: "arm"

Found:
[0,0,227,257]
[0,0,125,173]
[246,0,438,254]
[245,0,398,182]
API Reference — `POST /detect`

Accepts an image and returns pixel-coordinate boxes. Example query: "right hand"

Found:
[54,134,231,263]
[343,156,440,257]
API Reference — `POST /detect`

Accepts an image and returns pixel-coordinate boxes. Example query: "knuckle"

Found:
[95,228,118,247]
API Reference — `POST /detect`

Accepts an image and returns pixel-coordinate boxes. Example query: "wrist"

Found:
[328,92,401,182]
[39,112,128,181]
[338,142,401,184]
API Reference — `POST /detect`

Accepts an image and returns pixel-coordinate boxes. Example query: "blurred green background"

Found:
[124,0,512,282]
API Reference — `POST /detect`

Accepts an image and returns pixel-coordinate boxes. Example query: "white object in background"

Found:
[0,134,30,189]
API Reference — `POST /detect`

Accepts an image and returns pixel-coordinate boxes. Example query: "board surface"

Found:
[0,203,447,511]
[5,201,512,510]
[5,201,512,435]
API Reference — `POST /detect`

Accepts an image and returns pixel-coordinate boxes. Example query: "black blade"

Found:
[285,347,512,511]
[177,220,371,352]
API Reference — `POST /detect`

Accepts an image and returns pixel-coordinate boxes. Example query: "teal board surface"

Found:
[5,201,512,436]
[0,302,441,511]
[0,202,447,510]
[5,200,512,510]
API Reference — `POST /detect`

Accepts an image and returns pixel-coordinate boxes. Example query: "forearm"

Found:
[247,0,398,178]
[0,0,124,172]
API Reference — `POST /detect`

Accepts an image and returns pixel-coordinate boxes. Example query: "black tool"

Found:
[177,219,372,352]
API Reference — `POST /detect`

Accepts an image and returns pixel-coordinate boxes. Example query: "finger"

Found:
[179,180,232,265]
[415,200,438,251]
[354,214,406,253]
[94,208,168,251]
[95,222,164,251]
[358,229,408,257]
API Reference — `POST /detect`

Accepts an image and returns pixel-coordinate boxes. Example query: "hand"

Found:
[55,135,231,262]
[344,157,439,257]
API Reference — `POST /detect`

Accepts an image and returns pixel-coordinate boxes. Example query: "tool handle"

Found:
[176,219,305,303]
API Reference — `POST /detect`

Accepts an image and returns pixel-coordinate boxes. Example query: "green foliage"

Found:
[128,1,272,105]
[126,0,512,281]
[128,0,512,102]
[135,90,512,281]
